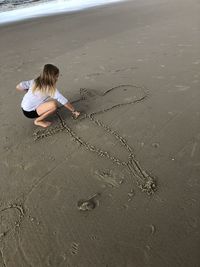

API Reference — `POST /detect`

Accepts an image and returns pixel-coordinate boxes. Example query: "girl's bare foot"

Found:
[34,120,52,128]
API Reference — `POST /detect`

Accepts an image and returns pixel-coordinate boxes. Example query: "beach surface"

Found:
[0,0,200,266]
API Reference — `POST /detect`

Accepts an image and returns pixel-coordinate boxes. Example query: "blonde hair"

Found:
[32,64,59,96]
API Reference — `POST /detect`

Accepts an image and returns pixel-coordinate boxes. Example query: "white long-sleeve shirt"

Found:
[20,80,68,111]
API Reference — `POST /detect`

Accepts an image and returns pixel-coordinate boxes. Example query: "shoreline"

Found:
[0,0,124,25]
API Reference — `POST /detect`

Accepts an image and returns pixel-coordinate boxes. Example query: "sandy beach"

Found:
[0,0,200,266]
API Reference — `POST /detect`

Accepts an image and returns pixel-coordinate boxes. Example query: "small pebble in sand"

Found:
[152,143,160,148]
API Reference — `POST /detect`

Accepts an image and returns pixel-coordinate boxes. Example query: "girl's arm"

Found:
[16,80,33,92]
[54,89,80,118]
[64,102,80,118]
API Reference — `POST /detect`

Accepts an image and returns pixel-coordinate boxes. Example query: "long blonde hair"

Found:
[32,64,59,96]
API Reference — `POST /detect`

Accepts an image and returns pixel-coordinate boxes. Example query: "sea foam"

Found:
[0,0,124,25]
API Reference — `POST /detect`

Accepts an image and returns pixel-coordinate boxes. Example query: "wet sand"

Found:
[0,0,200,266]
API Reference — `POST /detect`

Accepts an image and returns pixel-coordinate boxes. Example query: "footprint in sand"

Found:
[94,169,121,188]
[70,242,79,255]
[77,193,100,211]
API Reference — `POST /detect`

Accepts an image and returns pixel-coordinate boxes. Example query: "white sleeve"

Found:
[19,80,34,90]
[53,89,68,105]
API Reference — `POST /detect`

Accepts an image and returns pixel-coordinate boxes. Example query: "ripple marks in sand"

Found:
[33,85,157,195]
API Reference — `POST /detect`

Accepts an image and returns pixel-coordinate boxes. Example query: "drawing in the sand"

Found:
[0,85,157,241]
[34,84,157,196]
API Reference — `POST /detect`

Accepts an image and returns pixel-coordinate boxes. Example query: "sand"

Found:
[0,0,200,266]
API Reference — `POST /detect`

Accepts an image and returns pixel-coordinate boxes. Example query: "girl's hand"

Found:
[72,111,80,119]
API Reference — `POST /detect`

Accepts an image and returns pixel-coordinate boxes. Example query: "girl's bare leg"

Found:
[35,101,57,128]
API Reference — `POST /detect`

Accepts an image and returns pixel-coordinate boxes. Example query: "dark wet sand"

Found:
[0,0,200,266]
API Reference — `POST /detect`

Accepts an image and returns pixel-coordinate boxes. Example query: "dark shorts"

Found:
[22,108,39,119]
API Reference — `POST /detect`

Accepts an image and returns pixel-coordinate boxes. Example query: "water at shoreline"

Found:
[0,0,51,12]
[0,0,123,25]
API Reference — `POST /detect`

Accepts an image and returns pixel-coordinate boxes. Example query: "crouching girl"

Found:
[16,64,80,128]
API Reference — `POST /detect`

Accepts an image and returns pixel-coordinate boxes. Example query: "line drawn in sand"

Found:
[33,84,157,195]
[0,203,25,239]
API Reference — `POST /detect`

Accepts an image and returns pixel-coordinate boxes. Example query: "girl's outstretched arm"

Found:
[64,102,80,118]
[53,89,80,119]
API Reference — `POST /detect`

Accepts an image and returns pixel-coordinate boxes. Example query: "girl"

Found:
[16,64,80,128]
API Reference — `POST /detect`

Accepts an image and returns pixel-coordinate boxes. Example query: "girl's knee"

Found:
[51,101,57,110]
